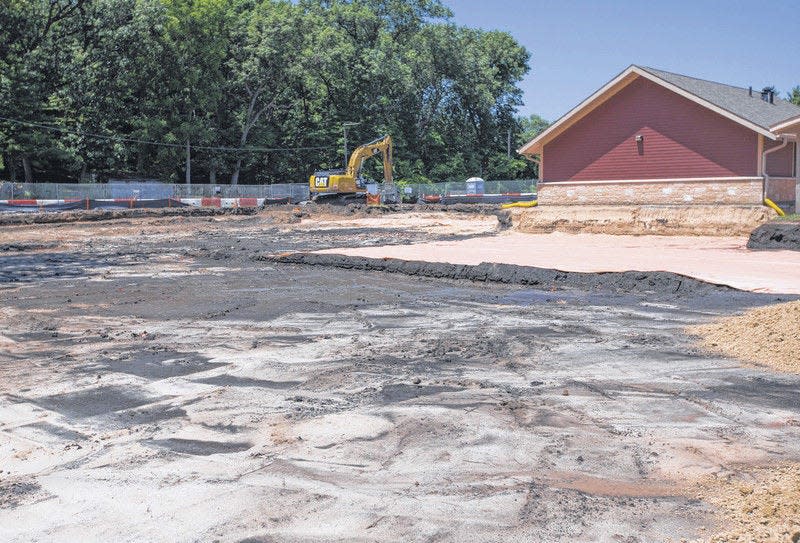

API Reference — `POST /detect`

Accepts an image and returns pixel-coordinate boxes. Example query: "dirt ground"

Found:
[690,464,800,543]
[689,301,800,374]
[2,207,800,542]
[310,230,800,294]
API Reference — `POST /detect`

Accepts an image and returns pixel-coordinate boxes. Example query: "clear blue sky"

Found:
[444,0,800,122]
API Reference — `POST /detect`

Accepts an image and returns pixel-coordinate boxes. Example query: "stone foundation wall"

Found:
[537,179,764,206]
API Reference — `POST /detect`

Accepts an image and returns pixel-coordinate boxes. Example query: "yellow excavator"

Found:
[309,135,394,202]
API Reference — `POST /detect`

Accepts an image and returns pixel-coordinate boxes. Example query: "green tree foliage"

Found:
[789,86,800,106]
[0,0,539,184]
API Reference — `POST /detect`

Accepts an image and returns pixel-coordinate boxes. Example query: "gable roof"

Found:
[519,65,800,155]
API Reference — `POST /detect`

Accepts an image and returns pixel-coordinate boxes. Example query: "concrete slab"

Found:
[317,231,800,294]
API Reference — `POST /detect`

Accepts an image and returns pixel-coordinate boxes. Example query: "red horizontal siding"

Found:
[764,140,796,177]
[543,77,758,182]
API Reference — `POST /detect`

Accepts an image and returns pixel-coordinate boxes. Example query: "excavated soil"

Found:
[265,252,786,308]
[2,210,800,542]
[747,221,800,251]
[691,464,800,542]
[0,201,506,227]
[512,205,777,236]
[689,300,800,374]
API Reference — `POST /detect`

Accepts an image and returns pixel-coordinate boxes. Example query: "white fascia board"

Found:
[771,115,800,133]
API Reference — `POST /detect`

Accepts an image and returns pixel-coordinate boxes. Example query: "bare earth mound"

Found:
[690,301,800,374]
[748,222,800,251]
[692,464,800,543]
[512,205,776,236]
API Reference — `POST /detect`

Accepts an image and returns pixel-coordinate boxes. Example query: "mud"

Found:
[747,221,800,251]
[1,211,800,542]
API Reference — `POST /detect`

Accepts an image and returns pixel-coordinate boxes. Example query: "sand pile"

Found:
[692,464,800,542]
[690,301,800,373]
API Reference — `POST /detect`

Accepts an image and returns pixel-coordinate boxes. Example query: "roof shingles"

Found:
[638,66,800,130]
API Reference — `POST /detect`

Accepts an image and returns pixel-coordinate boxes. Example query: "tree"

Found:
[789,86,800,106]
[0,0,536,185]
[0,0,90,182]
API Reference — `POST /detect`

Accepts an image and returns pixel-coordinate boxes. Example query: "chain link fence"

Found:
[0,182,311,201]
[398,179,536,200]
[1,179,536,202]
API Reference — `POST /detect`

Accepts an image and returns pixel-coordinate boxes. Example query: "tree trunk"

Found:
[231,158,242,186]
[209,166,216,185]
[136,149,145,175]
[185,140,191,185]
[2,153,14,182]
[22,155,33,183]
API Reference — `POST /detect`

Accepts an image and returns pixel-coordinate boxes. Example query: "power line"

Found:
[0,115,333,153]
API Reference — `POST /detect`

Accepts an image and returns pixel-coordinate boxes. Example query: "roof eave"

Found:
[771,114,800,133]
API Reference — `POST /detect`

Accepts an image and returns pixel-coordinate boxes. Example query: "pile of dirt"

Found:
[692,464,800,542]
[0,206,257,226]
[689,301,800,373]
[263,252,787,305]
[747,222,800,251]
[512,205,775,236]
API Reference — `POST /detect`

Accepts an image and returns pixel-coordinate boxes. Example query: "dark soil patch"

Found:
[0,206,257,226]
[195,375,302,389]
[85,350,223,380]
[747,222,800,251]
[379,383,465,404]
[0,479,47,510]
[264,252,796,309]
[147,438,252,456]
[23,422,87,441]
[33,385,156,418]
[0,242,58,252]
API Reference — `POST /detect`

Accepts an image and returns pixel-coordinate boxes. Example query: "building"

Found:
[519,66,800,210]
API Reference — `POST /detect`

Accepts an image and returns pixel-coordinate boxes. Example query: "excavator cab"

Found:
[309,135,393,202]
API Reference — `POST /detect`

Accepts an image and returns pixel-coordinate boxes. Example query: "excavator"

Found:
[308,135,395,203]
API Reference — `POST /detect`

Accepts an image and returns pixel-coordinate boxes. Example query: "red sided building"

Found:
[519,66,800,210]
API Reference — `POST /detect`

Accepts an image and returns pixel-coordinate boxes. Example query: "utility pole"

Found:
[342,122,359,169]
[185,140,191,185]
[507,129,512,158]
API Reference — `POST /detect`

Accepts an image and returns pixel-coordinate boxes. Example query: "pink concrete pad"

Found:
[317,232,800,294]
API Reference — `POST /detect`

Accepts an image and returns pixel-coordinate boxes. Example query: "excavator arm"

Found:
[346,135,393,185]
